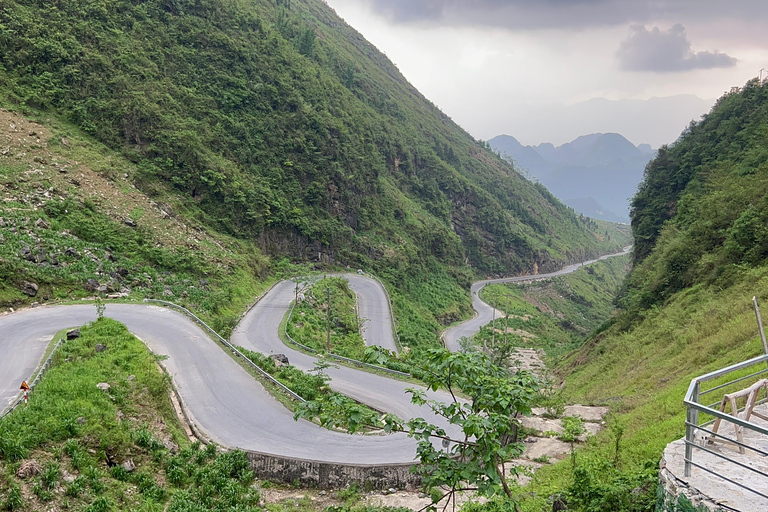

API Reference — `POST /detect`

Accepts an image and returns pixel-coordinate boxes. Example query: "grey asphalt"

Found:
[442,246,632,351]
[0,303,420,463]
[0,253,629,463]
[0,274,456,463]
[231,277,458,435]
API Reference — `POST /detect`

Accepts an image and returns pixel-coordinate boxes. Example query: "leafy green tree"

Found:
[296,348,540,511]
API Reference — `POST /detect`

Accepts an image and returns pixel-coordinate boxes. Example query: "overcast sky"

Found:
[324,0,768,147]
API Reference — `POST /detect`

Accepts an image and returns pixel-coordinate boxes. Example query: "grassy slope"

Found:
[0,108,272,335]
[0,317,407,512]
[477,255,632,361]
[0,0,627,276]
[518,80,768,510]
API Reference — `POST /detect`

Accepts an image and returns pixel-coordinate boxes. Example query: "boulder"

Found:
[65,247,81,259]
[16,460,42,479]
[84,278,99,292]
[95,344,108,353]
[270,354,290,367]
[66,329,80,340]
[19,245,34,261]
[22,281,38,297]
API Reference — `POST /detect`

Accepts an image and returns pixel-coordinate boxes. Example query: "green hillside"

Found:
[0,0,628,344]
[520,79,768,510]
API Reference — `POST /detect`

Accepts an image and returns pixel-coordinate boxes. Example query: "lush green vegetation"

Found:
[0,317,410,512]
[0,317,261,511]
[287,277,365,359]
[627,78,768,315]
[475,255,631,361]
[0,0,626,311]
[515,80,768,511]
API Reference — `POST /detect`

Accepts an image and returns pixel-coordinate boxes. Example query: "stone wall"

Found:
[245,451,421,490]
[657,451,725,512]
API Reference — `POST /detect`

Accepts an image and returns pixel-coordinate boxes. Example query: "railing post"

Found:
[685,380,700,477]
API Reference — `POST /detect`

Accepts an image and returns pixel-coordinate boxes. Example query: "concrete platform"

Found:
[661,405,768,511]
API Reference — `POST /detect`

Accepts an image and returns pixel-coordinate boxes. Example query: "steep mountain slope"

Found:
[0,0,623,286]
[521,78,768,506]
[490,133,654,223]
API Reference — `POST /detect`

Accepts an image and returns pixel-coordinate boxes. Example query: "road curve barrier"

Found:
[143,299,305,403]
[0,337,67,419]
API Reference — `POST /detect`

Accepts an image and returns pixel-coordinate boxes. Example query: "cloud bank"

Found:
[362,0,767,30]
[617,24,737,72]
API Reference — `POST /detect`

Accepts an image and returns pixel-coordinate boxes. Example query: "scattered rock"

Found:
[127,375,135,381]
[61,137,70,146]
[22,281,39,297]
[122,459,136,473]
[124,217,137,228]
[270,354,290,367]
[105,251,115,262]
[96,382,111,391]
[65,247,81,259]
[84,278,99,292]
[77,417,86,425]
[551,494,568,511]
[34,218,50,229]
[16,460,42,478]
[319,491,327,496]
[162,286,174,297]
[199,278,209,289]
[163,439,179,454]
[62,470,76,483]
[19,245,33,261]
[95,343,108,353]
[66,328,80,340]
[116,410,125,421]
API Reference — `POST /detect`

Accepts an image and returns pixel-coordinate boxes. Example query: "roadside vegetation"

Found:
[287,277,366,360]
[0,317,410,512]
[516,80,768,511]
[475,254,631,363]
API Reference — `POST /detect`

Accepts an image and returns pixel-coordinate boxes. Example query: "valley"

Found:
[1,0,768,511]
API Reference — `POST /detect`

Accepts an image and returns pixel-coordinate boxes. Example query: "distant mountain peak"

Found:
[489,132,655,223]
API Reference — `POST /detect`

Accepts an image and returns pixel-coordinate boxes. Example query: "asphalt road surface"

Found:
[442,246,632,351]
[1,252,628,463]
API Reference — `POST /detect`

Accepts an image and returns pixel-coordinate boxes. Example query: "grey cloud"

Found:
[362,0,767,30]
[617,24,737,72]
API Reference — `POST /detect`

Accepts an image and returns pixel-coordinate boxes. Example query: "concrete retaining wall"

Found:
[245,451,421,490]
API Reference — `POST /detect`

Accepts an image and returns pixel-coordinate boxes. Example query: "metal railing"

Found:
[144,299,305,403]
[1,337,67,419]
[683,353,768,503]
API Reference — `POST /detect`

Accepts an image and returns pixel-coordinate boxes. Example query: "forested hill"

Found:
[0,0,624,282]
[623,78,768,315]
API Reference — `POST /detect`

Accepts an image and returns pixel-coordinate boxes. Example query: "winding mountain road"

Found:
[0,248,630,464]
[442,246,632,351]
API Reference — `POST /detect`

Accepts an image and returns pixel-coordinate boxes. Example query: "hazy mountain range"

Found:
[489,133,656,223]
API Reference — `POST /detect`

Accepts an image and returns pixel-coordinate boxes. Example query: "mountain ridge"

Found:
[490,132,655,223]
